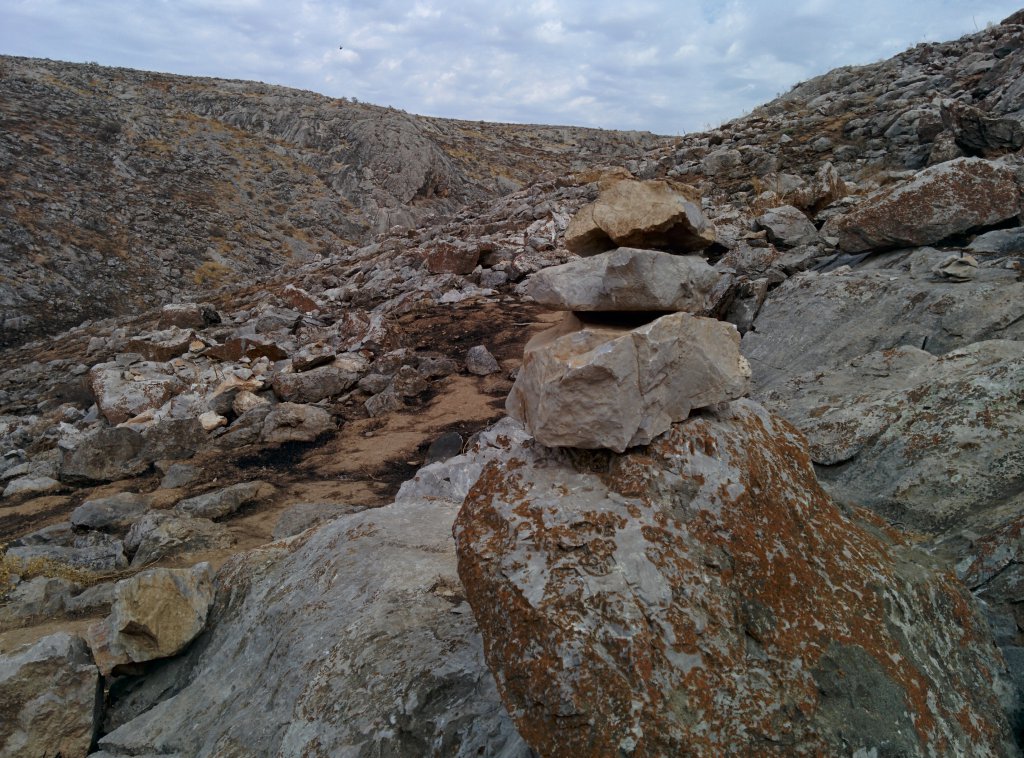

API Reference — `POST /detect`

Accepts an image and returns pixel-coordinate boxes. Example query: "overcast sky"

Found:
[1,1,1021,134]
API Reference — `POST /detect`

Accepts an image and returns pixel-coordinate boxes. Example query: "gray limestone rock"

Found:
[271,502,366,539]
[455,399,1017,757]
[756,205,821,247]
[0,633,102,758]
[174,481,276,521]
[95,453,532,757]
[524,247,720,312]
[742,250,1024,393]
[259,402,334,444]
[465,345,501,376]
[270,364,360,404]
[507,313,750,452]
[124,512,233,567]
[71,492,152,534]
[968,226,1024,255]
[89,362,186,426]
[59,427,150,484]
[758,340,1024,540]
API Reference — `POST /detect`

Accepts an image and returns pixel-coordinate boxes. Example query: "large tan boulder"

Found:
[88,563,214,676]
[524,247,720,312]
[0,632,102,758]
[506,312,750,452]
[564,179,715,255]
[836,157,1020,252]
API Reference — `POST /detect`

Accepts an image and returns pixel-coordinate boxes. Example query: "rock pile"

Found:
[507,179,750,452]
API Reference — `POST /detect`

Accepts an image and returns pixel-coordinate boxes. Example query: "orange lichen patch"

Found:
[455,401,1013,756]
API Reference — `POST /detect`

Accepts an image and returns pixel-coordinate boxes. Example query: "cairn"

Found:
[506,178,751,452]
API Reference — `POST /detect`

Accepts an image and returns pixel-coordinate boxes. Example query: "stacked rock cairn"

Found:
[507,177,751,452]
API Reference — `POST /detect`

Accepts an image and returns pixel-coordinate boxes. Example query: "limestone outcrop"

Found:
[835,158,1021,252]
[454,401,1018,757]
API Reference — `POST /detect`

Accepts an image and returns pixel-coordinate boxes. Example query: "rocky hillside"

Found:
[0,55,667,347]
[2,10,1024,758]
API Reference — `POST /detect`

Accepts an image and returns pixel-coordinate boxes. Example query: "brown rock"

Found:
[836,158,1021,252]
[88,563,214,676]
[127,327,195,363]
[455,400,1017,757]
[506,313,750,452]
[157,303,220,330]
[425,242,480,275]
[206,337,288,362]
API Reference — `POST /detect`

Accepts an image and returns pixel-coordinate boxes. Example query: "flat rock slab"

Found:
[758,340,1024,541]
[95,431,532,758]
[174,481,276,521]
[507,312,750,452]
[524,247,720,312]
[742,250,1024,393]
[836,157,1021,252]
[565,179,715,255]
[455,400,1017,757]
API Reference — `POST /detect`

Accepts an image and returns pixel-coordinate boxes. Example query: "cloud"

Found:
[0,0,1021,133]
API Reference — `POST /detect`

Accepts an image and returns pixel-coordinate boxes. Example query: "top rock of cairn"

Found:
[564,177,717,256]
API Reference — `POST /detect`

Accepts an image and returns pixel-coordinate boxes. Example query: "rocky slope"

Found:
[2,10,1024,758]
[0,55,667,347]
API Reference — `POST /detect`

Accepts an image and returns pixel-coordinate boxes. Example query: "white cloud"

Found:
[0,0,1022,133]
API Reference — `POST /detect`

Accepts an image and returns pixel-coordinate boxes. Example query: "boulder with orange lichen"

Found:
[454,399,1017,757]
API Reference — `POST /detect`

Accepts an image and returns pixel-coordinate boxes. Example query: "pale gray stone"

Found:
[524,247,720,312]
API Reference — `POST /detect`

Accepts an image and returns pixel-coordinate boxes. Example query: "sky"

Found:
[1,1,1021,135]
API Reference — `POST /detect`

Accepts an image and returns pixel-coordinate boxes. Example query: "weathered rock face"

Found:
[564,179,715,255]
[88,564,214,676]
[941,100,1024,157]
[94,425,533,758]
[269,364,360,404]
[759,340,1024,540]
[454,401,1017,757]
[89,362,186,425]
[58,427,149,484]
[0,632,102,758]
[524,247,720,312]
[259,402,334,444]
[124,512,233,566]
[742,248,1024,392]
[836,158,1021,252]
[507,313,750,452]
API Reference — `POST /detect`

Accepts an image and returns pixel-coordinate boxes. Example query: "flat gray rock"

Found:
[524,247,720,312]
[742,250,1024,393]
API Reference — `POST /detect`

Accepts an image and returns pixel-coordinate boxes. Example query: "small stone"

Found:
[934,254,979,282]
[466,346,500,376]
[199,411,228,431]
